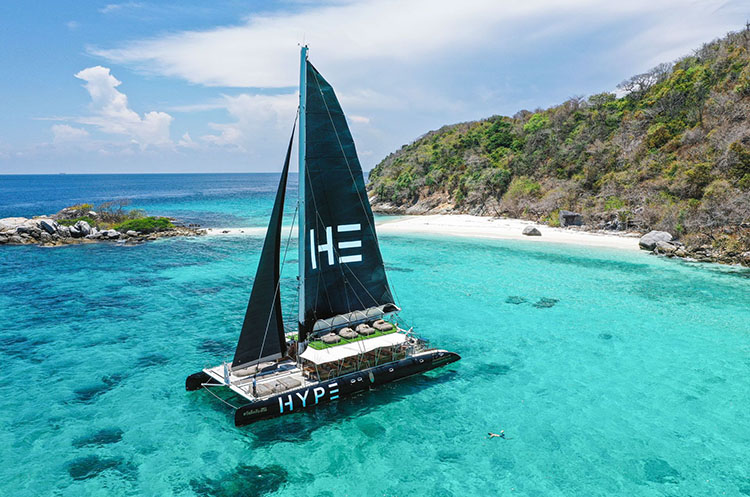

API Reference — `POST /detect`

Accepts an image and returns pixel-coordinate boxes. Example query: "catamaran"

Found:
[186,47,460,426]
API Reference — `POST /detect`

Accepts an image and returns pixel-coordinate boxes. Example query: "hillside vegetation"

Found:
[368,27,750,260]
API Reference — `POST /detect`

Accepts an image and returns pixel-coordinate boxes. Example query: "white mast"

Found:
[298,45,308,335]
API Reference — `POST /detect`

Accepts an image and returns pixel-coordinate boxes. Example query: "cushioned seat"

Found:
[372,319,393,332]
[232,361,275,377]
[321,333,341,344]
[338,327,358,339]
[356,323,376,336]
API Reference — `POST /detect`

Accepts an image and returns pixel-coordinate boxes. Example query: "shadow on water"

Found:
[199,339,233,356]
[135,353,168,368]
[70,373,127,404]
[243,369,460,449]
[72,428,124,448]
[505,296,527,305]
[66,455,137,481]
[190,464,288,497]
[532,298,559,308]
[642,457,681,484]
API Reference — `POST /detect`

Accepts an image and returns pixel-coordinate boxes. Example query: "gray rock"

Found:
[655,240,677,255]
[69,226,82,238]
[87,211,97,218]
[57,225,71,238]
[16,224,42,238]
[38,218,59,235]
[639,230,673,251]
[74,220,91,236]
[522,226,542,236]
[9,235,23,244]
[559,210,584,227]
[101,229,120,239]
[126,230,138,237]
[0,217,28,232]
[674,248,687,258]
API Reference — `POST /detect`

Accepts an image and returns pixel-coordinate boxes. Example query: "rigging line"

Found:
[304,173,335,322]
[310,66,401,306]
[256,202,298,365]
[307,71,372,316]
[303,145,352,320]
[254,114,298,366]
[309,68,378,243]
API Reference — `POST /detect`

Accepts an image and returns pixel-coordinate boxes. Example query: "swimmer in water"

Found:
[488,430,506,439]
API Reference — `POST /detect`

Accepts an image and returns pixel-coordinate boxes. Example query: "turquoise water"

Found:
[1,175,750,496]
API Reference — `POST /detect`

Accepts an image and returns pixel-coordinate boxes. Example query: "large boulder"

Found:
[655,240,677,255]
[639,230,673,251]
[559,210,584,227]
[522,226,542,236]
[125,230,138,237]
[0,217,28,232]
[57,225,71,238]
[38,218,60,235]
[101,229,120,239]
[74,220,91,236]
[69,226,82,238]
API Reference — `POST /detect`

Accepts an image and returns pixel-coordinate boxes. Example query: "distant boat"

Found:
[186,46,460,426]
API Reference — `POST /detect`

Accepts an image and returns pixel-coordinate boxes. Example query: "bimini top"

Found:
[310,304,400,334]
[300,332,407,365]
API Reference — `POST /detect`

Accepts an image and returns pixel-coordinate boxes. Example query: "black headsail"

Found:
[232,123,295,369]
[299,57,395,339]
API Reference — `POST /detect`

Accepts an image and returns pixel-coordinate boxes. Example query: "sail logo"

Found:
[278,382,339,413]
[310,224,362,269]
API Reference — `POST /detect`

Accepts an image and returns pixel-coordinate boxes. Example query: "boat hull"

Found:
[185,349,460,426]
[234,349,459,426]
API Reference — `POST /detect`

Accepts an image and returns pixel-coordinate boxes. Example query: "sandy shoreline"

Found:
[204,214,641,251]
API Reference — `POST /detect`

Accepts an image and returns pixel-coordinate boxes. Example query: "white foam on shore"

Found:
[203,215,641,251]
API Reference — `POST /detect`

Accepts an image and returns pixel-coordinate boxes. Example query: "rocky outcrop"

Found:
[522,226,542,236]
[0,216,205,247]
[639,231,673,251]
[559,210,583,227]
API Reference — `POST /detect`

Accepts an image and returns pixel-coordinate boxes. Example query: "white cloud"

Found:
[51,124,89,144]
[349,115,370,124]
[90,0,743,90]
[73,66,173,148]
[177,132,200,149]
[99,2,144,14]
[200,93,297,149]
[66,21,80,30]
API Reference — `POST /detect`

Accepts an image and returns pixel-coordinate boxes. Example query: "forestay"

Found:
[232,123,295,369]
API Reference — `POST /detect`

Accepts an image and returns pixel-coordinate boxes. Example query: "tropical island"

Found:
[367,27,750,266]
[0,200,205,247]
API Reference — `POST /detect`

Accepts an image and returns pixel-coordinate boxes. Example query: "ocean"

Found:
[0,173,749,496]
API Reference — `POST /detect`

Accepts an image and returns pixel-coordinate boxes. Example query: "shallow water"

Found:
[1,175,749,496]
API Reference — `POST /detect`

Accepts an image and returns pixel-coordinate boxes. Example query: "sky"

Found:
[0,0,747,174]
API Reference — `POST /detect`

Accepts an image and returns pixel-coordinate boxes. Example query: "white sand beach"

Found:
[204,214,641,251]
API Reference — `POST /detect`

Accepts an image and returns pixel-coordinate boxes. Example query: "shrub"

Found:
[114,217,173,233]
[523,113,549,133]
[505,176,542,199]
[646,123,671,149]
[57,216,97,227]
[604,196,625,211]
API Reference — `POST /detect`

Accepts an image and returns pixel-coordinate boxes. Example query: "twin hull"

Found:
[186,350,460,426]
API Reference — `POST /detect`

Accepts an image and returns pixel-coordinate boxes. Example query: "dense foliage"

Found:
[113,217,174,233]
[368,27,750,252]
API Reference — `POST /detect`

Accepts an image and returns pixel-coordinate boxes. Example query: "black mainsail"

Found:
[298,56,394,339]
[232,125,295,369]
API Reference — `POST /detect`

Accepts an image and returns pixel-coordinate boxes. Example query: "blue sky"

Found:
[0,0,747,174]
